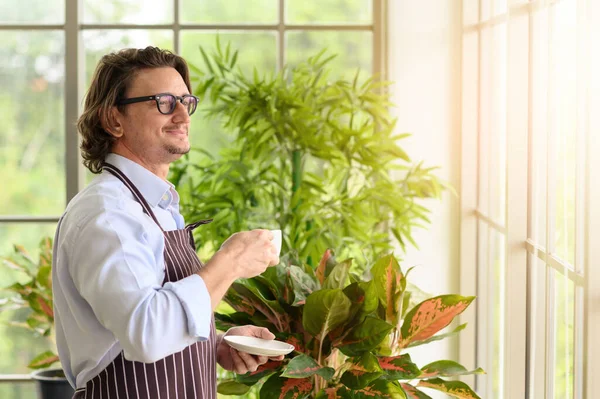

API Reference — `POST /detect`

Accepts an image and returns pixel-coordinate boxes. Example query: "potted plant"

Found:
[214,250,483,398]
[169,40,479,398]
[0,237,75,399]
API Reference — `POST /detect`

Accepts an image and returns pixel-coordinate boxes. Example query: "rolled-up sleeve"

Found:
[163,274,211,340]
[68,206,212,363]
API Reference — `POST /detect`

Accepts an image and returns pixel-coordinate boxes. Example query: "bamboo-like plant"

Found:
[215,250,483,399]
[171,40,446,267]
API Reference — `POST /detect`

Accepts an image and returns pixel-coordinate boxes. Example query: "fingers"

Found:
[256,355,269,365]
[254,229,273,241]
[230,347,247,374]
[234,348,260,373]
[256,327,275,340]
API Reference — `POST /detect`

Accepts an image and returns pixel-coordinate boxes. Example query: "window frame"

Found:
[0,0,388,384]
[459,0,599,398]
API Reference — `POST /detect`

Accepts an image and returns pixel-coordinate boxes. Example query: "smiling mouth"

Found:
[165,129,188,135]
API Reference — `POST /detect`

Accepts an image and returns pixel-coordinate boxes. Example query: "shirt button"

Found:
[162,194,169,201]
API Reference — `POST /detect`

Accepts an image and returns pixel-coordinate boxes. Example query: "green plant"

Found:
[0,237,59,370]
[171,40,446,268]
[215,250,483,399]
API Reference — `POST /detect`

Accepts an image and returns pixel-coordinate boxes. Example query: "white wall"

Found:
[387,0,463,384]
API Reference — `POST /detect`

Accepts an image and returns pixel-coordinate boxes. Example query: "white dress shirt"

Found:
[52,153,212,389]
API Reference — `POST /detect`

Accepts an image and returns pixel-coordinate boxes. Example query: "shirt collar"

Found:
[104,153,173,208]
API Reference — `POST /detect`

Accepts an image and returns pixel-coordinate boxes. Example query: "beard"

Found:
[165,142,191,155]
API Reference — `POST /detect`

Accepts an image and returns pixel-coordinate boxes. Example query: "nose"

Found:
[171,100,191,124]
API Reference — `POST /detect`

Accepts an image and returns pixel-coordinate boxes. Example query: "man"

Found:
[52,46,281,399]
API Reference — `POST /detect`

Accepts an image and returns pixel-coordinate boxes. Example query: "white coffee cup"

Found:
[270,229,282,255]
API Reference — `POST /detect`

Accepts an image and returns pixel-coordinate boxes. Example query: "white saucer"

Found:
[223,336,294,356]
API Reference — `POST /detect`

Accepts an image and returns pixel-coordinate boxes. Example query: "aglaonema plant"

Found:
[216,250,484,399]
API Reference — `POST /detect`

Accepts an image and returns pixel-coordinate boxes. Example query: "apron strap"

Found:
[101,162,165,232]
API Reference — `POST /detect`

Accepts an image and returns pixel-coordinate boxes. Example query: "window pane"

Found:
[527,252,548,398]
[463,0,480,25]
[477,222,506,397]
[0,31,65,216]
[478,25,506,224]
[479,27,491,217]
[552,270,575,398]
[181,0,277,24]
[489,228,506,399]
[181,32,277,157]
[551,0,577,266]
[0,383,38,399]
[83,30,174,86]
[83,0,173,24]
[286,0,372,24]
[530,7,549,247]
[0,0,64,24]
[0,224,57,375]
[286,31,372,80]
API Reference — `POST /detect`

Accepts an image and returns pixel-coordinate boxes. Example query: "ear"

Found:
[100,106,125,138]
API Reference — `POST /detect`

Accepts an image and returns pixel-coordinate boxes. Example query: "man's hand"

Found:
[216,325,285,374]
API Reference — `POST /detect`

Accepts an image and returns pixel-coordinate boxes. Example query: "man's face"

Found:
[114,67,192,165]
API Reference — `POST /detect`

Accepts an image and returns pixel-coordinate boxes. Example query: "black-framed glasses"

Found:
[117,93,199,116]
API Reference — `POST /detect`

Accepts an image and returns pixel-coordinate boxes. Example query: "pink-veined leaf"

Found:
[417,360,485,379]
[316,249,334,285]
[259,374,313,399]
[400,383,432,399]
[399,295,474,348]
[371,254,405,325]
[340,352,383,389]
[281,354,334,380]
[349,379,407,399]
[315,386,346,399]
[407,323,467,348]
[377,354,420,380]
[417,378,481,399]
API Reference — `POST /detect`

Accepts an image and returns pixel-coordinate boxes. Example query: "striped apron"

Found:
[73,162,217,399]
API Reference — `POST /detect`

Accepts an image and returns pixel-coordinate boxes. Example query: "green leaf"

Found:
[0,258,30,276]
[288,265,319,305]
[28,351,59,369]
[399,295,475,348]
[259,374,313,399]
[303,289,351,341]
[281,354,334,380]
[323,259,352,290]
[217,380,251,395]
[337,316,394,357]
[417,378,481,399]
[342,281,379,325]
[236,360,283,386]
[377,354,421,380]
[400,383,432,399]
[37,265,51,290]
[418,360,485,379]
[231,280,290,331]
[340,352,383,389]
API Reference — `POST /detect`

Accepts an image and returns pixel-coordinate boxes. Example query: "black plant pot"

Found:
[31,369,75,399]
